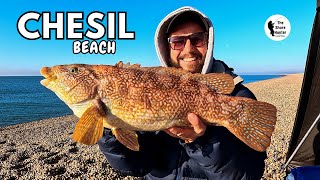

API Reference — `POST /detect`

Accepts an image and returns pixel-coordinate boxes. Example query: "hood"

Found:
[154,6,214,74]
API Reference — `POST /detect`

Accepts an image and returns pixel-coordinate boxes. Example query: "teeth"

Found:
[183,57,196,62]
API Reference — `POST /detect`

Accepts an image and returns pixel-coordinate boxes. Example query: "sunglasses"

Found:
[168,32,208,50]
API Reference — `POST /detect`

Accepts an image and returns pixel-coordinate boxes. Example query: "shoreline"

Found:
[0,73,304,179]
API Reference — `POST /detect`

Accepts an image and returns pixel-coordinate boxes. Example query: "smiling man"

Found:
[167,22,208,73]
[98,6,267,180]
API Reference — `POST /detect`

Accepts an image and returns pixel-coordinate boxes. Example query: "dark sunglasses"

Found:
[168,32,208,50]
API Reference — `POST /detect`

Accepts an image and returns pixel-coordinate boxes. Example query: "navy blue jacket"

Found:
[98,61,267,180]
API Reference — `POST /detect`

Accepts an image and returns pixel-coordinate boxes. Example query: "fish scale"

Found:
[40,62,277,152]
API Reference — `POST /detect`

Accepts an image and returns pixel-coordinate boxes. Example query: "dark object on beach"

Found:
[284,1,320,178]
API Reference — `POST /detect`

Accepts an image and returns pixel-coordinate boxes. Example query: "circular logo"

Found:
[264,14,291,41]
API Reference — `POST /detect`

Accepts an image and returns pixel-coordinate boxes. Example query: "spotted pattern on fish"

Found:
[40,62,277,152]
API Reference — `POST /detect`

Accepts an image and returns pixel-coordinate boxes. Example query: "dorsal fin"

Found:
[150,67,235,94]
[187,73,234,94]
[114,63,234,94]
[115,61,141,69]
[115,61,124,68]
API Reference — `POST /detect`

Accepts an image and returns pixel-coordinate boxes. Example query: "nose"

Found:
[183,39,197,52]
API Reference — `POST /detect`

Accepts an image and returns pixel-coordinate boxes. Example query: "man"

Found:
[98,6,266,180]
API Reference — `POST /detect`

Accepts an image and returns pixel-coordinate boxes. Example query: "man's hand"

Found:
[164,113,207,143]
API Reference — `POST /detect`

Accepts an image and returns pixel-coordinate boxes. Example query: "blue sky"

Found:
[0,0,315,75]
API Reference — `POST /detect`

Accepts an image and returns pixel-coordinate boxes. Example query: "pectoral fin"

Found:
[72,101,106,145]
[111,128,139,151]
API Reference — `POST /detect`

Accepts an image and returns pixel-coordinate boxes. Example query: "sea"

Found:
[0,75,282,127]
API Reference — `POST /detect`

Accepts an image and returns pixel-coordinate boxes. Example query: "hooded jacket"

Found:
[98,6,266,180]
[154,6,243,84]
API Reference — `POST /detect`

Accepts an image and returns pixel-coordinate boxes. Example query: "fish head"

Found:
[40,64,99,105]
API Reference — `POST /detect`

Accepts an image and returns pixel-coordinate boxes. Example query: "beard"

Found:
[169,53,205,73]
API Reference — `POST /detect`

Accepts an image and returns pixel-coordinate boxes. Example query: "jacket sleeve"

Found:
[231,83,257,100]
[180,84,266,179]
[97,129,160,177]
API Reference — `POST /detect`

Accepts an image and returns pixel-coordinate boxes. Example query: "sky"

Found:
[0,0,315,75]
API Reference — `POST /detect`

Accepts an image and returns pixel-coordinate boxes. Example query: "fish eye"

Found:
[69,67,78,74]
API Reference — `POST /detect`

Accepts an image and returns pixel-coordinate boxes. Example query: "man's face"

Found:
[168,21,208,73]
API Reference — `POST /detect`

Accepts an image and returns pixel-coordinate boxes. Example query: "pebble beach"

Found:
[0,73,303,179]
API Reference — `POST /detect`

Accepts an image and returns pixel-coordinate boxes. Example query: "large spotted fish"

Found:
[40,62,277,152]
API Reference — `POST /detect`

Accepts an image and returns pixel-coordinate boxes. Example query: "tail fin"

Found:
[225,97,277,152]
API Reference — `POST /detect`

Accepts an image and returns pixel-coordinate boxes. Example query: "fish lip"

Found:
[40,79,51,86]
[40,67,52,78]
[40,67,56,86]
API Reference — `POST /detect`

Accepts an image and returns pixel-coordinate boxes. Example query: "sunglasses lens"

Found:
[168,32,207,50]
[169,36,185,50]
[190,32,206,47]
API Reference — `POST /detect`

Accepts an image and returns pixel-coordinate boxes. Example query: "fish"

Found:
[40,61,277,152]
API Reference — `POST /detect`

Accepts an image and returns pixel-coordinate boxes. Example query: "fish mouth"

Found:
[40,67,57,86]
